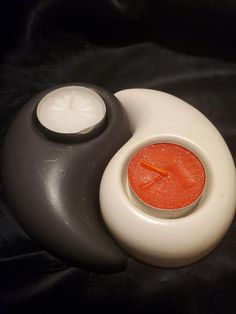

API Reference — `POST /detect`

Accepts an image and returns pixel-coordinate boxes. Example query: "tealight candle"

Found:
[36,86,106,134]
[128,143,206,218]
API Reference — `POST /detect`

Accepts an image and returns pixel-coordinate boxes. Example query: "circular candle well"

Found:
[36,86,106,134]
[128,143,206,214]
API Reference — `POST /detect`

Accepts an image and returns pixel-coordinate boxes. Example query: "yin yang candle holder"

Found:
[1,85,236,271]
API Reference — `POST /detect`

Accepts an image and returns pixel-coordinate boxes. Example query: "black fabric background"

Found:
[0,0,236,313]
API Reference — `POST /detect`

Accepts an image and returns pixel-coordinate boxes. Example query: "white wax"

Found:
[36,86,106,134]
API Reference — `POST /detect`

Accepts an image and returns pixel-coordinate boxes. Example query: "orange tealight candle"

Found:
[128,143,206,214]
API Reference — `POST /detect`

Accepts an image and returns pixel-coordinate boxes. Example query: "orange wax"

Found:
[128,143,206,210]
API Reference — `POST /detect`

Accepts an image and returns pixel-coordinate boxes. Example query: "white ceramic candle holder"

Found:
[100,89,236,268]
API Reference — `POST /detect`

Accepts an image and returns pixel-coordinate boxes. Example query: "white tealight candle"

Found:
[36,86,106,134]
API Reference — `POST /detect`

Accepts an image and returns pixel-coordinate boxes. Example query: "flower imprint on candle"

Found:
[36,86,106,134]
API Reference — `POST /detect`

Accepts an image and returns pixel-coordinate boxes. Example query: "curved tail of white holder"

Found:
[100,89,236,267]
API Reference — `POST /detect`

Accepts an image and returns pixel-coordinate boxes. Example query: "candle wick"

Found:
[140,161,168,177]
